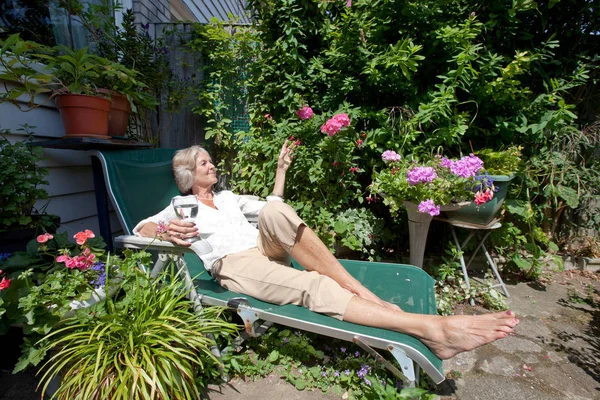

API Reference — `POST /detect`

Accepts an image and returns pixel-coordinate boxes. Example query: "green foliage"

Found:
[37,263,239,399]
[185,18,258,181]
[333,208,386,260]
[430,244,508,315]
[0,125,52,231]
[227,326,435,399]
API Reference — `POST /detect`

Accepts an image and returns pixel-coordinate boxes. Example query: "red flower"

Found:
[36,233,54,243]
[294,140,301,146]
[332,161,339,167]
[356,139,363,146]
[349,167,359,173]
[0,276,11,291]
[74,229,95,245]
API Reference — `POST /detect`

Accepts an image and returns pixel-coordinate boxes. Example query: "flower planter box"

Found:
[443,174,516,225]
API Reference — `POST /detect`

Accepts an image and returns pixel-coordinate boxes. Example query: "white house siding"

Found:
[0,91,123,241]
[181,0,249,23]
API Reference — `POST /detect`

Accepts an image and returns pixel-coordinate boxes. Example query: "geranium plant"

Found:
[371,150,497,217]
[0,229,118,371]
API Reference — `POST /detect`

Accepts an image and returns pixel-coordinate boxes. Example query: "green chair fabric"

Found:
[95,149,445,385]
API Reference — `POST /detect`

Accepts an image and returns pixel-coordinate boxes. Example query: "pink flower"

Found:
[155,221,168,236]
[264,113,272,120]
[407,167,437,185]
[418,199,441,216]
[321,113,351,136]
[321,119,343,136]
[356,139,363,146]
[349,167,359,173]
[346,0,352,7]
[474,188,494,205]
[296,105,313,120]
[74,230,95,245]
[333,113,350,127]
[294,140,301,146]
[36,233,54,243]
[56,255,70,263]
[0,276,11,291]
[382,150,401,162]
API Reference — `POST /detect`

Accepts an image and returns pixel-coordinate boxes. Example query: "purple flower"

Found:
[282,337,289,343]
[321,371,327,377]
[382,150,401,162]
[364,378,371,386]
[355,351,360,357]
[418,199,440,216]
[162,46,169,55]
[340,347,346,353]
[439,156,453,169]
[334,371,340,377]
[406,166,437,185]
[142,23,150,30]
[450,154,484,178]
[357,364,370,379]
[344,369,351,376]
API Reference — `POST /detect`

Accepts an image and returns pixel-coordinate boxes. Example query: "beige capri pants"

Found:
[211,201,355,320]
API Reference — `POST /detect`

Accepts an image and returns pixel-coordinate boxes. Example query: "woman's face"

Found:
[193,151,217,188]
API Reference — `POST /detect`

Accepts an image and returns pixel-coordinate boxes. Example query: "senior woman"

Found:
[135,141,519,360]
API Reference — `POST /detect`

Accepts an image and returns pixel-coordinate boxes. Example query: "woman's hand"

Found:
[277,140,295,172]
[164,218,198,246]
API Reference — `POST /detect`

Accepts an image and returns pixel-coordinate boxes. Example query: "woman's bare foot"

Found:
[420,311,520,359]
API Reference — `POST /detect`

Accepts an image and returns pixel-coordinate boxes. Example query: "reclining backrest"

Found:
[97,149,180,234]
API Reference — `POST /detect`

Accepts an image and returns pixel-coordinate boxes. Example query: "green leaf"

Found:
[267,349,279,362]
[556,185,579,208]
[294,379,306,390]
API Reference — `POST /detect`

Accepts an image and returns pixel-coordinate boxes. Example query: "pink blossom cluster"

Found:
[296,105,313,120]
[36,233,54,243]
[475,188,494,205]
[321,113,350,137]
[0,270,10,291]
[406,166,438,185]
[418,199,441,217]
[444,154,484,178]
[74,229,95,245]
[381,150,401,162]
[56,248,96,271]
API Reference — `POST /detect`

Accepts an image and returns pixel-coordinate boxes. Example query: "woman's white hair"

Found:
[172,145,210,194]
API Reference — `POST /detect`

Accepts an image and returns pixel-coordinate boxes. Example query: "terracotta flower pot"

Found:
[55,94,111,139]
[98,89,132,137]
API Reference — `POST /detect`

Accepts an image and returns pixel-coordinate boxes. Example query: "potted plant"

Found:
[36,261,239,399]
[97,61,158,137]
[0,229,114,372]
[0,126,60,252]
[371,150,497,267]
[0,34,112,138]
[442,146,523,225]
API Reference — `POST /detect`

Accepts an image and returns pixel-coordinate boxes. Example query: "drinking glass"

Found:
[171,195,199,242]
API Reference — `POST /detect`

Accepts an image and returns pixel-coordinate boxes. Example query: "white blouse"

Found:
[133,191,282,271]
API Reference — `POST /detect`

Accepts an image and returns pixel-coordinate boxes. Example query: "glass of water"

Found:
[171,195,199,242]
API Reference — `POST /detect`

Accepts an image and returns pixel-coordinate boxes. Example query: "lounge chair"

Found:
[91,149,445,387]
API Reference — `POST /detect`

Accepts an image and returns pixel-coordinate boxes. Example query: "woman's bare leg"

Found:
[343,296,520,359]
[290,225,400,310]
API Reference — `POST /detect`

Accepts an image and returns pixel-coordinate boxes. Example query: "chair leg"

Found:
[353,337,417,388]
[478,234,510,297]
[451,226,474,305]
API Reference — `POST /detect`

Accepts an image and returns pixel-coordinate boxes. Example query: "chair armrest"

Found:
[114,235,213,257]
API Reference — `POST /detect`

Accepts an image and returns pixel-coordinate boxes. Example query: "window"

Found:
[0,0,109,49]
